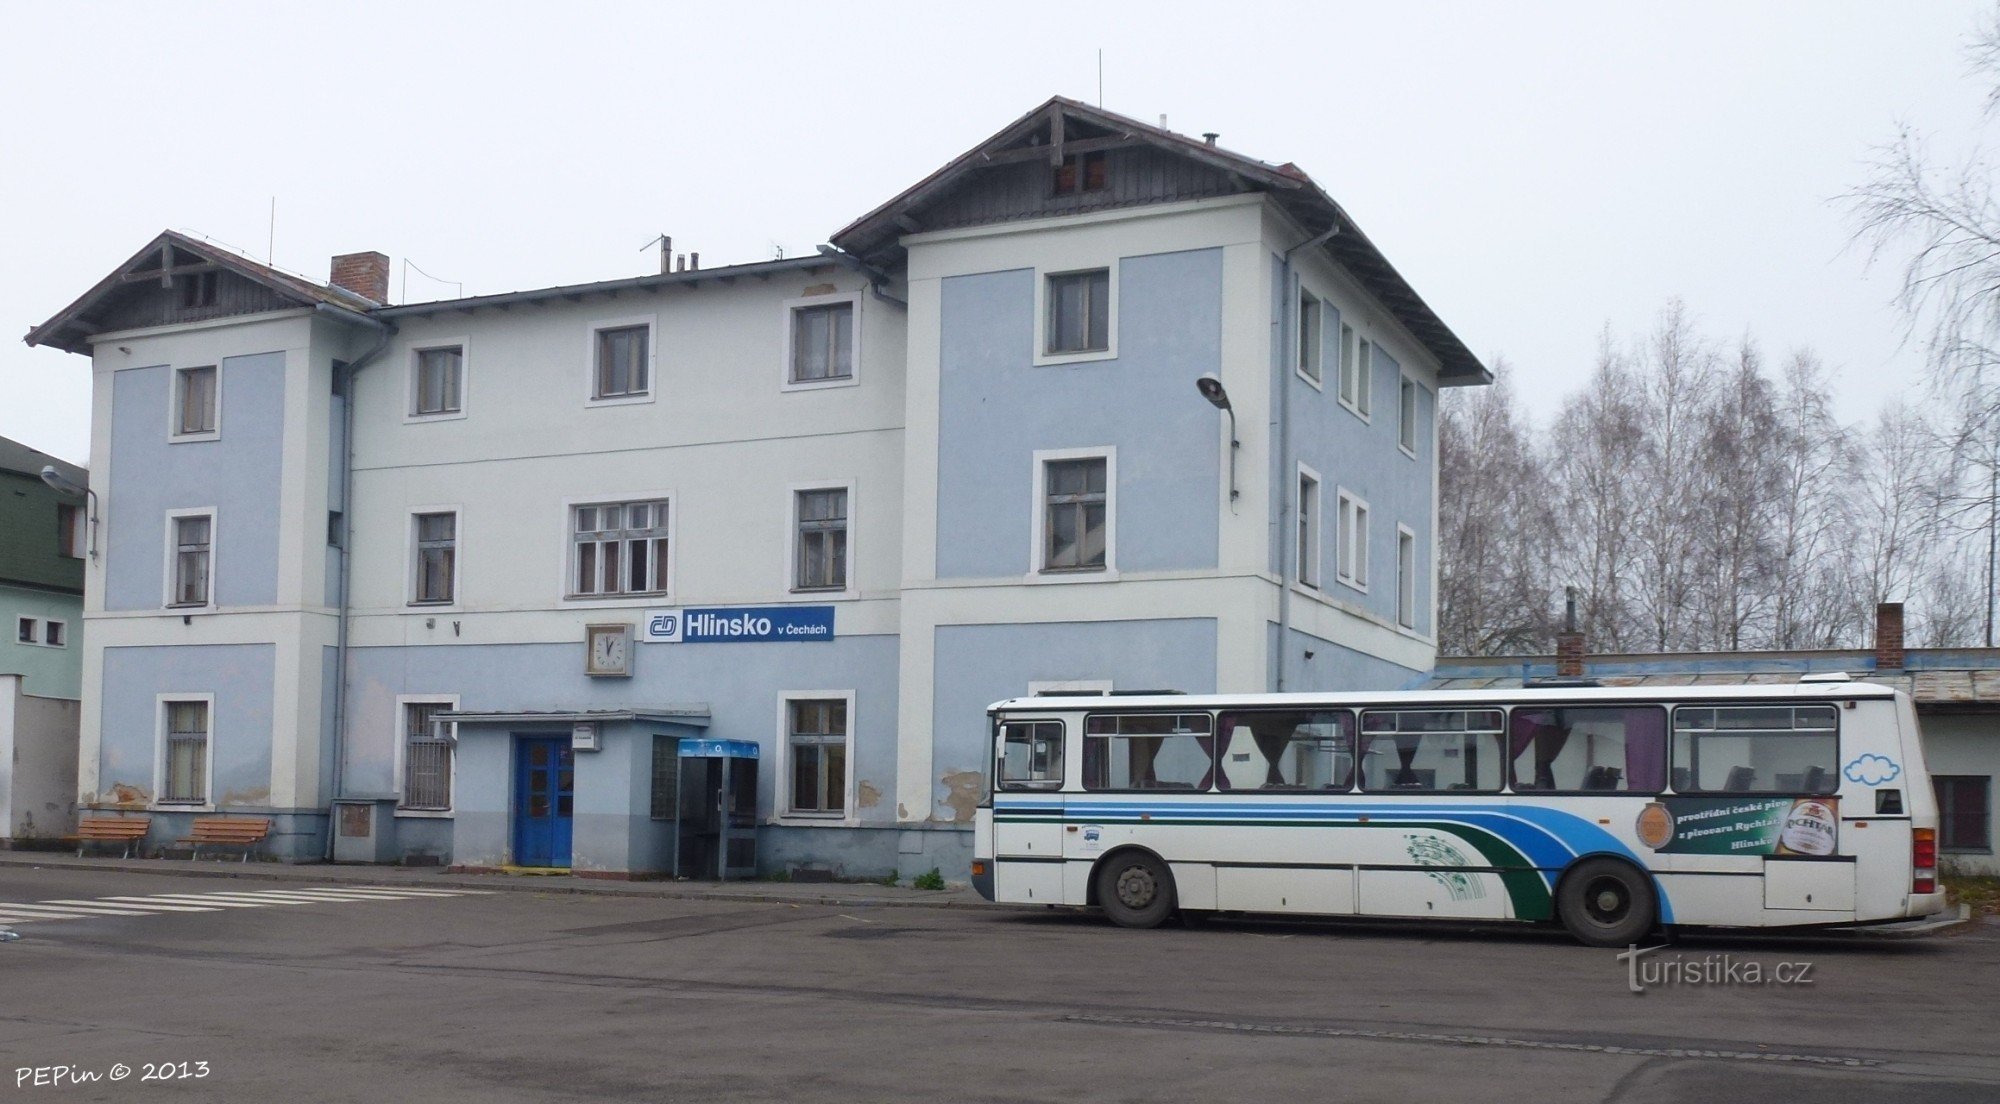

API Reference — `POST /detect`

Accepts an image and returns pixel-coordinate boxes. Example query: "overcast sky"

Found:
[2,0,1988,466]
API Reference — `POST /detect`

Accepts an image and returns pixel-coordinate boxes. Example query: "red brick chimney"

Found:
[329,252,390,305]
[1874,602,1906,671]
[1555,585,1586,677]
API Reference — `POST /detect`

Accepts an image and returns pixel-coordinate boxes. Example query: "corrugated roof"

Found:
[1428,650,2000,710]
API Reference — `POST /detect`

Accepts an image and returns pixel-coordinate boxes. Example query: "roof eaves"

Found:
[376,254,833,317]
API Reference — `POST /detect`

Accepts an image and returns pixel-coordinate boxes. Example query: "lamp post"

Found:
[1196,373,1239,502]
[39,465,97,560]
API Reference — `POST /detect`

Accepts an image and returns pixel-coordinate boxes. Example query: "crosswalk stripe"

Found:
[96,896,250,910]
[25,901,161,916]
[255,889,441,900]
[1,903,139,918]
[214,890,419,902]
[0,885,492,925]
[114,895,278,908]
[290,887,472,897]
[0,913,61,924]
[40,898,220,913]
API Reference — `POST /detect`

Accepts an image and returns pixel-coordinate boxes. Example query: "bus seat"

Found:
[1803,766,1830,792]
[1723,766,1755,792]
[1220,724,1270,790]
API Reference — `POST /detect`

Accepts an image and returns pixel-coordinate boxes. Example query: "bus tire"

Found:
[1556,858,1657,948]
[1095,851,1176,929]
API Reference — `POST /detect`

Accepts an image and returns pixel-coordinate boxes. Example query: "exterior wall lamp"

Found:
[39,464,98,560]
[1196,373,1240,502]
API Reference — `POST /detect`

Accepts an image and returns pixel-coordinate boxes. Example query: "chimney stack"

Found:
[1555,586,1586,678]
[1874,602,1906,671]
[330,251,390,305]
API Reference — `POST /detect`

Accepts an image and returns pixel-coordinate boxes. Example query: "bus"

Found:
[970,682,1948,945]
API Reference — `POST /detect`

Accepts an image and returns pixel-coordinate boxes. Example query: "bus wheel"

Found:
[1556,859,1657,948]
[1096,852,1176,929]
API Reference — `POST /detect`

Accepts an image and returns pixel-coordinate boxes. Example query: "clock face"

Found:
[587,625,630,676]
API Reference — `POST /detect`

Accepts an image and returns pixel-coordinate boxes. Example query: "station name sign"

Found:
[644,605,834,644]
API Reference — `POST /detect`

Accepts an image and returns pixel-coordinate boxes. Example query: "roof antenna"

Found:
[267,197,276,264]
[1097,48,1103,106]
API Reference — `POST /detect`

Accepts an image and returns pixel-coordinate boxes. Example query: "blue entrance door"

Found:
[513,737,574,867]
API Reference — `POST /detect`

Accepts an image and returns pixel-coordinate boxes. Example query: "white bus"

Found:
[970,682,1948,945]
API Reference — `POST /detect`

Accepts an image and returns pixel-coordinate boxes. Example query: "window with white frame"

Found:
[1298,290,1322,384]
[1297,466,1321,588]
[786,696,850,816]
[1339,328,1372,417]
[570,499,671,598]
[789,300,855,385]
[1397,525,1417,628]
[592,324,650,400]
[44,619,65,647]
[174,365,218,438]
[793,487,849,592]
[400,700,454,811]
[1337,490,1369,589]
[1042,456,1109,572]
[410,512,457,605]
[168,512,212,607]
[160,698,209,805]
[1399,373,1419,454]
[15,616,66,646]
[413,345,464,417]
[1045,269,1111,355]
[15,617,35,645]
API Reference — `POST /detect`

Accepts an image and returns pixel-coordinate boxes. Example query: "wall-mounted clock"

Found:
[585,623,633,678]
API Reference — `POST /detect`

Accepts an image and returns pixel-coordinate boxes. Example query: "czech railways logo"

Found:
[647,613,682,642]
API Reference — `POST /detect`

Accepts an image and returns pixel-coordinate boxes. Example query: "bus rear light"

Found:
[1913,828,1937,895]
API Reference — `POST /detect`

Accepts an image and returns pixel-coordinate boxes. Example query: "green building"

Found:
[1,436,85,843]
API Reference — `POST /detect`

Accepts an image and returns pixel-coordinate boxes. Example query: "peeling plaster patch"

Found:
[856,781,882,809]
[897,802,909,820]
[108,783,150,807]
[219,786,270,807]
[939,770,984,823]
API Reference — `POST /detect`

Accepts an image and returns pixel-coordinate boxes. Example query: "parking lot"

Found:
[0,863,1994,1103]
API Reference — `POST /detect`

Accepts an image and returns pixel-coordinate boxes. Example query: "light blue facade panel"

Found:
[930,618,1218,821]
[1269,625,1429,693]
[935,249,1224,579]
[105,354,287,611]
[98,644,275,807]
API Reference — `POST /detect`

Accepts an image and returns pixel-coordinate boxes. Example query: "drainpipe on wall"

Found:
[814,244,907,308]
[1275,224,1340,692]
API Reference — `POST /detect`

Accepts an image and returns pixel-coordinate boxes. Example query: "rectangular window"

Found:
[570,500,671,598]
[16,617,35,644]
[1399,374,1419,454]
[174,365,218,437]
[170,513,212,607]
[997,721,1066,790]
[1217,710,1355,791]
[1046,269,1111,355]
[1338,325,1359,408]
[1052,150,1109,195]
[787,697,849,815]
[1359,709,1505,792]
[413,346,464,416]
[411,512,457,605]
[1298,292,1322,383]
[790,302,855,384]
[1043,457,1108,571]
[1509,707,1667,793]
[593,325,650,399]
[1671,705,1839,794]
[1397,526,1417,628]
[44,620,65,647]
[57,503,81,558]
[1337,492,1368,588]
[1936,776,1992,853]
[401,702,453,811]
[161,699,209,805]
[1297,469,1320,587]
[793,488,848,591]
[1083,713,1215,791]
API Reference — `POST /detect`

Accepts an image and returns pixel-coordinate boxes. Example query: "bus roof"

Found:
[987,682,1903,714]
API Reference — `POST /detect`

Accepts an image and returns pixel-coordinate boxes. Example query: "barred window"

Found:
[162,699,209,805]
[794,488,848,591]
[571,500,670,597]
[401,702,453,811]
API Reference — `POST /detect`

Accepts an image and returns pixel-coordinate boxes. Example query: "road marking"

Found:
[12,901,160,916]
[40,898,220,913]
[0,885,492,926]
[101,896,272,909]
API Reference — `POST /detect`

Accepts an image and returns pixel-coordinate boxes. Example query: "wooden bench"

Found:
[178,816,271,862]
[73,816,152,858]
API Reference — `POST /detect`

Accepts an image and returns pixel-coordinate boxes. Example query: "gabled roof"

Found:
[832,96,1491,386]
[23,229,376,355]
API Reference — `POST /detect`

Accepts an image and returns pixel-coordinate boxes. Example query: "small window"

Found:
[1083,713,1215,791]
[400,701,453,811]
[1043,457,1108,572]
[174,366,218,437]
[787,698,849,815]
[1217,711,1355,791]
[1359,709,1505,793]
[1298,292,1322,383]
[1399,374,1419,454]
[1671,705,1839,794]
[411,512,457,605]
[1052,151,1109,195]
[1936,776,1991,853]
[1509,707,1667,793]
[1338,325,1360,408]
[57,503,82,558]
[413,346,464,416]
[571,499,671,598]
[1297,469,1320,587]
[161,699,209,805]
[44,620,65,647]
[1046,269,1111,355]
[178,270,218,309]
[1337,492,1368,589]
[16,617,35,644]
[998,721,1065,790]
[1396,527,1416,629]
[170,513,212,607]
[794,488,848,591]
[790,302,854,384]
[593,325,650,400]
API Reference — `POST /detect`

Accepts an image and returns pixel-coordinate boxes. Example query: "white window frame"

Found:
[15,617,46,648]
[559,490,678,606]
[1336,488,1369,592]
[1397,524,1418,629]
[393,693,460,817]
[1028,445,1118,581]
[780,293,862,392]
[776,689,858,825]
[1032,261,1120,367]
[1399,370,1421,458]
[584,314,659,407]
[41,618,66,648]
[784,479,858,600]
[162,507,217,611]
[169,363,222,443]
[1296,283,1325,389]
[405,506,462,609]
[1339,326,1373,422]
[406,337,470,423]
[153,692,216,811]
[1296,462,1323,589]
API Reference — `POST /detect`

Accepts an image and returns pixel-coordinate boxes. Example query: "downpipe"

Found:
[1275,225,1339,691]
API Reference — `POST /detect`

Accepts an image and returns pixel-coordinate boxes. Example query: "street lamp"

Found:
[1195,374,1240,502]
[39,465,97,560]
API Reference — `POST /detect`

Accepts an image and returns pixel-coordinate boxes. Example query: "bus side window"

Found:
[1506,707,1666,793]
[1671,705,1838,795]
[998,721,1065,790]
[1216,711,1355,791]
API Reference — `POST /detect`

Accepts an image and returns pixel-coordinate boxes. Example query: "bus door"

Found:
[991,715,1069,904]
